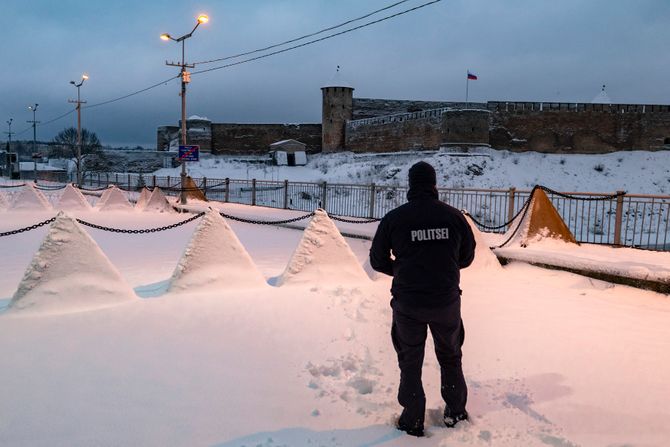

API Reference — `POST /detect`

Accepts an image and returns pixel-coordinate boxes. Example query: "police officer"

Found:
[370,161,476,437]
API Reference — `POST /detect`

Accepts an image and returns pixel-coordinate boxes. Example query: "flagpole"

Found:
[465,70,469,109]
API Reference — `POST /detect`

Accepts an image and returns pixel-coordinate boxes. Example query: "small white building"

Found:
[269,139,307,166]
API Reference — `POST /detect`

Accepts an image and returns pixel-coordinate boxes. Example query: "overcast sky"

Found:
[2,0,669,147]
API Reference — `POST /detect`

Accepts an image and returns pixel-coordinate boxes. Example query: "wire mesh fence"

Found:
[60,172,670,251]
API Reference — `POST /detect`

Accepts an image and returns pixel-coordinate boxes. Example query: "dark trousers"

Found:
[391,299,467,425]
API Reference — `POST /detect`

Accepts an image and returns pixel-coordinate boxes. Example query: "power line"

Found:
[191,0,442,77]
[10,76,179,136]
[84,75,180,109]
[6,0,441,136]
[193,0,414,65]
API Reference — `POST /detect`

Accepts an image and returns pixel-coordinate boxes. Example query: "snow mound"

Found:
[0,192,9,210]
[464,214,502,270]
[143,187,174,213]
[135,187,151,210]
[97,185,117,207]
[169,208,266,292]
[7,212,136,315]
[56,184,92,211]
[98,187,133,211]
[278,209,369,286]
[9,183,53,211]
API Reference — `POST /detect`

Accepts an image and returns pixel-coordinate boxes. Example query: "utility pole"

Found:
[161,14,209,205]
[4,119,14,178]
[69,74,88,186]
[27,104,39,182]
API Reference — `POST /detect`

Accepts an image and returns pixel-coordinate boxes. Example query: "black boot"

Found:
[444,409,469,428]
[396,411,425,437]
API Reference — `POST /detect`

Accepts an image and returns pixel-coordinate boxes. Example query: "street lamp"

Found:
[161,13,209,205]
[4,119,13,178]
[27,104,39,182]
[69,73,88,186]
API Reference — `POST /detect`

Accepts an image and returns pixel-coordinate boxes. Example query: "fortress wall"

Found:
[490,108,670,153]
[353,98,486,119]
[211,123,322,155]
[345,110,489,152]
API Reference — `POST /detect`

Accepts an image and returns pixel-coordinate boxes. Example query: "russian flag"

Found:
[467,71,478,80]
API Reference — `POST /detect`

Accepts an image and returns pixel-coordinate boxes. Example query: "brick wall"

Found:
[211,123,322,155]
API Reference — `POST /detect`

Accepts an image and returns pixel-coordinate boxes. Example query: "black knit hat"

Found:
[408,161,437,187]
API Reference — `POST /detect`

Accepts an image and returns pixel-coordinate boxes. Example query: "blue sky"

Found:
[1,0,669,146]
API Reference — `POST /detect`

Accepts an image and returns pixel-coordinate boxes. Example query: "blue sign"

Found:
[178,145,200,161]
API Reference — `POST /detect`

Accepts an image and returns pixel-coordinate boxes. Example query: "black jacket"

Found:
[369,185,476,308]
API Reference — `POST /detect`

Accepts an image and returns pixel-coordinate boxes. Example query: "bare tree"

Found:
[50,127,106,179]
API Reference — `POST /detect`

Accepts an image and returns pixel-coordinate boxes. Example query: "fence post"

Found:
[106,173,109,186]
[369,183,376,218]
[613,190,625,246]
[507,187,516,228]
[251,179,257,206]
[167,176,171,189]
[115,173,118,185]
[202,177,207,199]
[152,175,156,189]
[321,181,327,211]
[225,178,230,202]
[283,179,289,209]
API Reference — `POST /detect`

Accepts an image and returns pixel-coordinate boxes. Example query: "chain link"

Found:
[0,217,57,237]
[328,214,381,224]
[219,210,315,225]
[76,212,205,234]
[34,184,68,191]
[539,185,625,201]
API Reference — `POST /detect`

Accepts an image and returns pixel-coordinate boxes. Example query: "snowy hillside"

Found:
[152,148,670,195]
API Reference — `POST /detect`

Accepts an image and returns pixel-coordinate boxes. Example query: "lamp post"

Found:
[4,119,14,178]
[161,13,209,205]
[27,104,39,182]
[69,74,88,186]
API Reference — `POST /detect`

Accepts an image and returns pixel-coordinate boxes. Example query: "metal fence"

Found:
[69,172,670,251]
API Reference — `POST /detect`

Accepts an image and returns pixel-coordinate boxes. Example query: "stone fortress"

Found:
[157,79,670,155]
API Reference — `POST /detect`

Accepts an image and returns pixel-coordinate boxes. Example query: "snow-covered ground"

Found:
[1,198,669,446]
[153,148,670,195]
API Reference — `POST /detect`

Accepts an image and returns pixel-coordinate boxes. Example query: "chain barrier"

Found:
[539,185,625,201]
[493,187,538,249]
[219,210,315,225]
[0,183,26,189]
[76,212,205,234]
[79,185,111,191]
[465,195,533,231]
[35,184,68,191]
[328,214,381,224]
[0,217,57,237]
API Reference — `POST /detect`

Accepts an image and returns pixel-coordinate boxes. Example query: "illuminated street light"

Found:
[160,14,209,205]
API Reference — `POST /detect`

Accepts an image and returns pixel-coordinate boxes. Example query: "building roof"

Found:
[270,139,307,149]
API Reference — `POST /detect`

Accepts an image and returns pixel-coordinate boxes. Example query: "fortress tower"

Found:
[321,68,354,152]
